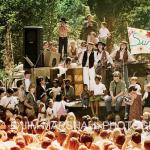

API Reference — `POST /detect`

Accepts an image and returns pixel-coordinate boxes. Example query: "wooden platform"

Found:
[66,100,125,121]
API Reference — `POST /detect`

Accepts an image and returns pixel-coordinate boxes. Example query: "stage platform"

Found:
[66,101,125,121]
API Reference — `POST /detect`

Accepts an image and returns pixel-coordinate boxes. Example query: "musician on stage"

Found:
[95,42,114,85]
[80,14,98,41]
[110,40,135,88]
[82,42,97,91]
[57,17,70,60]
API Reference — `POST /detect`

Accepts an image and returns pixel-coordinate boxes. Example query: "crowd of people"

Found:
[0,14,150,149]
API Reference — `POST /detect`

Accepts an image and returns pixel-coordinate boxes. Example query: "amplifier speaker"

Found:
[66,68,83,96]
[44,51,60,67]
[23,26,43,68]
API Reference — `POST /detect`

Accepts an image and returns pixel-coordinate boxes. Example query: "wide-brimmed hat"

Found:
[120,40,128,44]
[60,17,67,23]
[96,41,106,48]
[88,42,94,45]
[64,78,71,83]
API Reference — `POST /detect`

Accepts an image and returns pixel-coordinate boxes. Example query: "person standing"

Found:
[98,22,111,44]
[57,17,70,60]
[80,14,98,41]
[82,42,97,91]
[127,86,142,121]
[104,71,126,117]
[36,76,46,101]
[95,42,114,85]
[111,40,135,88]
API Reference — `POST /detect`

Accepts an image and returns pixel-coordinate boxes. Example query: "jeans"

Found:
[58,37,68,58]
[104,95,123,113]
[125,104,130,117]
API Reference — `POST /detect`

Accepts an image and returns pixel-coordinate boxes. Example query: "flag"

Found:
[127,27,150,54]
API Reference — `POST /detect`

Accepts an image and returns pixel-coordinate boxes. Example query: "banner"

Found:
[127,27,150,54]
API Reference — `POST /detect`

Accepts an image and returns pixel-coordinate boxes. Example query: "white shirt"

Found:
[98,27,110,39]
[0,96,18,110]
[24,78,31,92]
[111,49,135,62]
[52,87,61,99]
[97,51,113,65]
[94,83,106,95]
[84,50,98,67]
[46,107,53,116]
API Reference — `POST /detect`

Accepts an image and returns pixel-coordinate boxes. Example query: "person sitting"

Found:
[63,79,75,101]
[68,40,78,62]
[90,75,107,117]
[52,79,61,100]
[24,84,38,119]
[80,84,90,108]
[104,71,126,118]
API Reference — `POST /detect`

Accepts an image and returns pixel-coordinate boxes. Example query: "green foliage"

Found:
[0,0,149,71]
[0,0,89,68]
[88,0,150,43]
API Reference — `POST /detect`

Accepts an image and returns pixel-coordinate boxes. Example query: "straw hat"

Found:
[120,40,128,44]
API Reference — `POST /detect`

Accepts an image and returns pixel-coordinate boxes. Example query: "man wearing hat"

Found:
[111,40,135,88]
[82,42,97,91]
[95,41,114,85]
[104,71,126,117]
[80,14,98,41]
[57,17,70,60]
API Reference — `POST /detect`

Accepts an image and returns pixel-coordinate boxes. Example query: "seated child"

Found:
[80,84,90,108]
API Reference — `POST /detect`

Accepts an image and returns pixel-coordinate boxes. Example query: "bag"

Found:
[123,95,133,105]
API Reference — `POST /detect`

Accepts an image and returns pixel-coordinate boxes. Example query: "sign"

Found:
[127,27,150,54]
